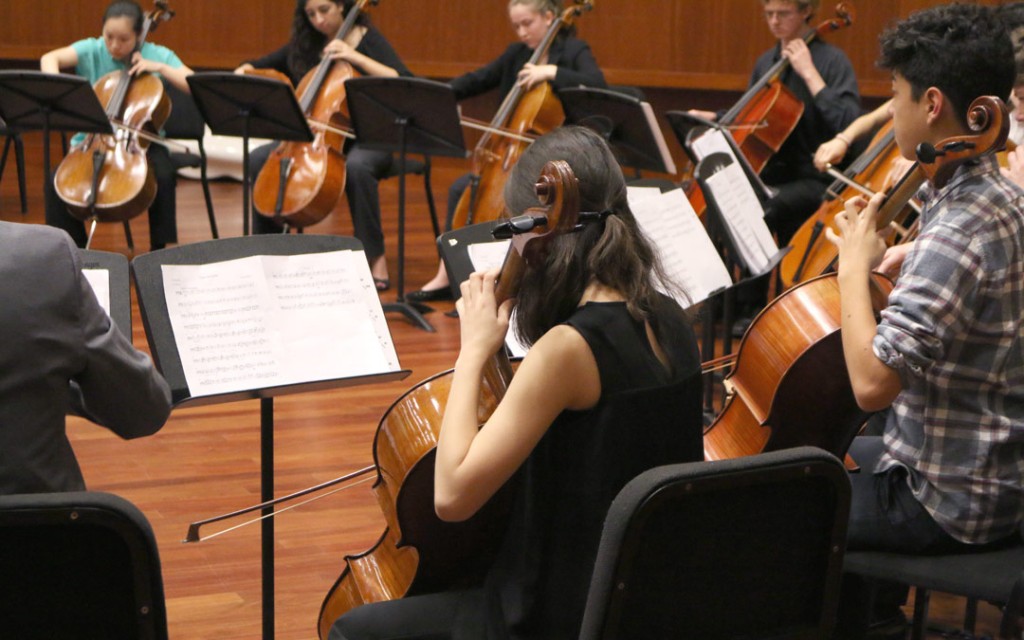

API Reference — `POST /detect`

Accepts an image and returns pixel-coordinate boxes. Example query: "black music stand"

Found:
[0,71,111,196]
[559,87,677,176]
[131,234,409,640]
[695,152,788,362]
[79,248,131,339]
[186,72,312,236]
[345,77,467,332]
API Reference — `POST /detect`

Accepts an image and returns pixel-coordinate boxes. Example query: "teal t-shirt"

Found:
[69,37,183,145]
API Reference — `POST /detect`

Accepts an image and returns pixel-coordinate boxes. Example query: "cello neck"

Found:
[299,0,378,113]
[482,1,593,144]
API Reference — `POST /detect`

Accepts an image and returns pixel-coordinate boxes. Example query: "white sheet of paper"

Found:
[465,240,529,357]
[162,250,400,398]
[704,162,778,274]
[629,188,732,305]
[689,127,736,161]
[82,268,111,318]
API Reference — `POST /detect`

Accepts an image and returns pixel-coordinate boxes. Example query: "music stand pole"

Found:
[186,72,312,237]
[344,77,467,332]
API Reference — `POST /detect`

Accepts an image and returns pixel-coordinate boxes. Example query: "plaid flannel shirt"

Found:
[874,155,1024,544]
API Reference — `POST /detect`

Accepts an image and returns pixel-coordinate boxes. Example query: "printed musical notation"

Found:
[162,250,400,398]
[627,187,732,305]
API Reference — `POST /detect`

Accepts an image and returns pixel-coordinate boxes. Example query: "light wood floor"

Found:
[0,132,1004,639]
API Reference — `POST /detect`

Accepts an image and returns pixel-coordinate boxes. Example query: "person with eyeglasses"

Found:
[690,0,860,246]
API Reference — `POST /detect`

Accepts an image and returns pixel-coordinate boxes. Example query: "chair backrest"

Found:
[160,78,205,141]
[0,491,168,640]
[578,446,851,640]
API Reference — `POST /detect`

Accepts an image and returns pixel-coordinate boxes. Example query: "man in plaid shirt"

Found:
[827,4,1024,638]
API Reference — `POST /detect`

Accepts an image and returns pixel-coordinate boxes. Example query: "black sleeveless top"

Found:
[456,296,704,639]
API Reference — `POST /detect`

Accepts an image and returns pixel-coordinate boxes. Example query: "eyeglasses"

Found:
[764,9,798,20]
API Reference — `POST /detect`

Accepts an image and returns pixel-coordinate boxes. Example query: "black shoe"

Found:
[406,287,454,302]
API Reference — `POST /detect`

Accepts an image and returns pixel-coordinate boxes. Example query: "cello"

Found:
[449,0,594,229]
[717,2,855,175]
[779,120,916,289]
[702,95,1009,462]
[251,0,379,228]
[317,160,584,638]
[682,2,854,220]
[53,1,174,225]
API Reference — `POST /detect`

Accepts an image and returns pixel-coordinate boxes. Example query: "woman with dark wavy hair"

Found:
[235,0,411,290]
[327,126,704,639]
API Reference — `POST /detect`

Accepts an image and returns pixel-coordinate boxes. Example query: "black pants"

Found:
[834,436,996,639]
[327,589,482,640]
[249,142,393,260]
[45,143,178,249]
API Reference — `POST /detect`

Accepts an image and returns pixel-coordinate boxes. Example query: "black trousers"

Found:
[45,143,178,250]
[327,589,482,640]
[834,436,998,639]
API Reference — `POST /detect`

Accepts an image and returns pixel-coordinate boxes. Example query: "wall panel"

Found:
[0,0,1004,98]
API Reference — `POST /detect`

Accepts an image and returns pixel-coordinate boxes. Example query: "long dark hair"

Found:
[506,126,686,346]
[103,0,144,34]
[287,0,370,81]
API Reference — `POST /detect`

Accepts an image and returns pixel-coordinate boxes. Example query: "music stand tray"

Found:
[559,86,677,175]
[131,233,409,640]
[186,72,313,235]
[0,71,112,189]
[344,77,467,332]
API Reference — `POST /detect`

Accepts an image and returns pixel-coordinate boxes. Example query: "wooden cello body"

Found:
[54,2,174,223]
[450,0,593,229]
[252,0,380,228]
[704,95,1010,462]
[703,272,893,461]
[316,368,514,639]
[318,161,581,639]
[252,62,352,228]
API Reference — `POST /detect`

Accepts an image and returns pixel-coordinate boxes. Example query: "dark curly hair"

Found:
[288,0,370,81]
[504,126,688,346]
[878,3,1014,128]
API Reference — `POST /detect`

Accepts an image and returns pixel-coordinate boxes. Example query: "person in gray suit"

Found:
[0,221,172,495]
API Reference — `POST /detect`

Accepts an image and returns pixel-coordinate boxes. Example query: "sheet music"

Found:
[628,187,732,305]
[689,127,736,161]
[466,240,529,358]
[162,250,400,398]
[640,101,677,175]
[82,268,111,318]
[704,161,778,274]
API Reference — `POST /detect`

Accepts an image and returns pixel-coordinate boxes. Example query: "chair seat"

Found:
[382,157,426,178]
[845,544,1024,605]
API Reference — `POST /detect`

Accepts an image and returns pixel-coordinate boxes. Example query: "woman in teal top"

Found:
[40,0,194,251]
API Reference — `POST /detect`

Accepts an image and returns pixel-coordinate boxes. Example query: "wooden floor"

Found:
[0,132,1004,639]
